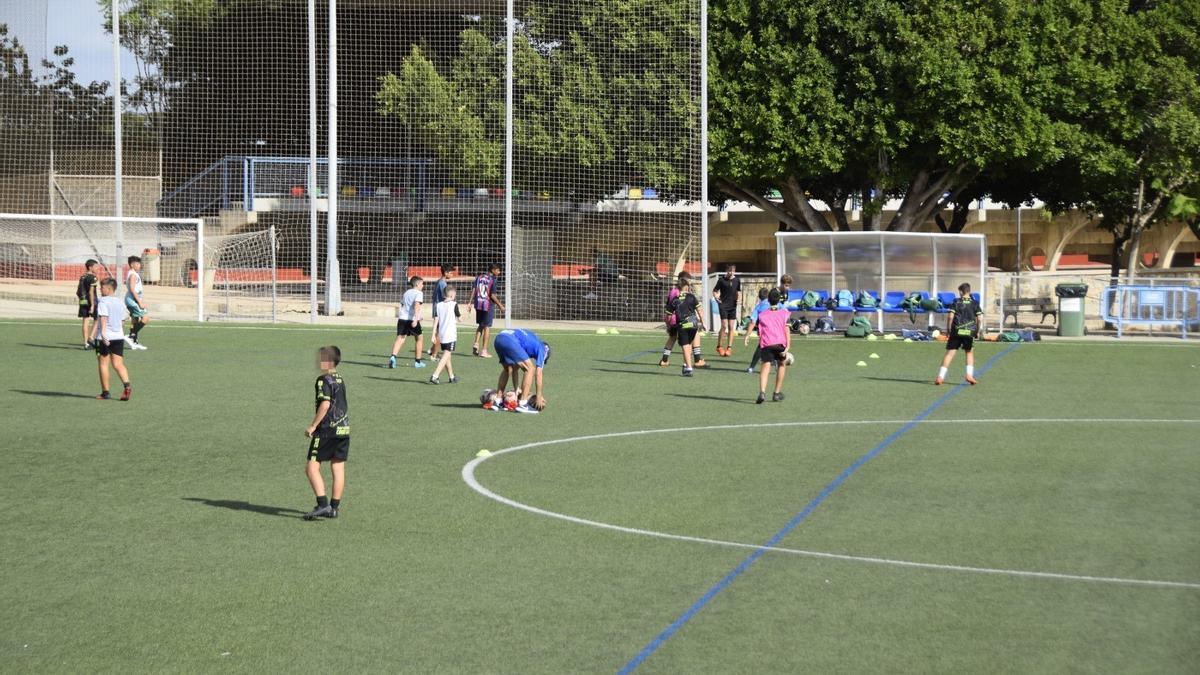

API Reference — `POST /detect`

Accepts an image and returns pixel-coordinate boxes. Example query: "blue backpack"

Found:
[836,289,855,308]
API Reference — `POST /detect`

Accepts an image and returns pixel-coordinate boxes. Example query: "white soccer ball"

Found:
[480,389,495,405]
[783,351,795,366]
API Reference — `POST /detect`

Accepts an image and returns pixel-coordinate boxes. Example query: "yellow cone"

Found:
[856,361,868,367]
[476,449,492,458]
[869,353,880,359]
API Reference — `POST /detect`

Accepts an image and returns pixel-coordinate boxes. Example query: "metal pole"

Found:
[503,0,514,327]
[270,224,278,323]
[308,0,318,323]
[699,0,710,329]
[112,0,124,289]
[196,218,204,321]
[1015,206,1022,300]
[878,231,886,332]
[326,0,341,316]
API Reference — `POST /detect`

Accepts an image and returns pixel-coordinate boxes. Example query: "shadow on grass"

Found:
[10,389,96,399]
[590,367,669,378]
[339,359,387,368]
[429,402,486,409]
[183,497,307,518]
[666,392,755,404]
[861,376,934,385]
[592,358,750,374]
[363,375,427,384]
[22,343,85,351]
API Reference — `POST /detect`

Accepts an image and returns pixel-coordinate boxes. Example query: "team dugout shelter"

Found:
[775,231,988,331]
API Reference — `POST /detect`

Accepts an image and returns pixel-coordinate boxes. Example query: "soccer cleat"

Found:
[772,392,785,402]
[746,367,754,374]
[414,361,427,368]
[515,402,540,414]
[724,348,733,357]
[965,374,977,385]
[448,376,458,384]
[472,345,480,356]
[934,377,944,386]
[96,391,111,400]
[83,342,92,350]
[695,359,708,368]
[128,341,147,350]
[387,355,397,369]
[428,376,439,385]
[120,385,132,401]
[659,356,670,367]
[756,392,765,404]
[681,367,694,377]
[303,504,334,520]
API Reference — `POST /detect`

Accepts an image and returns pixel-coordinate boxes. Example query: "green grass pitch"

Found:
[1,319,1198,673]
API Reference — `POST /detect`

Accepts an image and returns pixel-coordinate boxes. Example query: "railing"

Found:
[1101,286,1200,339]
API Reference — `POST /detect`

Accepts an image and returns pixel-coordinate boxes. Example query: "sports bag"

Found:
[844,315,872,338]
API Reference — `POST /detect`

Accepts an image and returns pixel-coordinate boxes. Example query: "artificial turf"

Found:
[1,319,1197,673]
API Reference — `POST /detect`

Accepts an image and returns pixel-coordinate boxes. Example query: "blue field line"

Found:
[618,343,1021,674]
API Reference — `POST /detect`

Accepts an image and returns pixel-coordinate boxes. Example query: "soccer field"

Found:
[1,320,1198,673]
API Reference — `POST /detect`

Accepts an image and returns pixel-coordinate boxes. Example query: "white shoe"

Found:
[515,402,540,414]
[134,341,148,350]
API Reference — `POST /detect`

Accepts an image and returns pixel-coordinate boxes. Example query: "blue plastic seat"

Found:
[936,291,957,312]
[856,290,881,308]
[881,291,906,313]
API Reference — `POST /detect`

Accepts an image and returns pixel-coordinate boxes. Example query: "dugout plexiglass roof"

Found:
[775,231,987,302]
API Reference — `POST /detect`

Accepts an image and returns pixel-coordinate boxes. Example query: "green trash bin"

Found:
[1055,283,1088,337]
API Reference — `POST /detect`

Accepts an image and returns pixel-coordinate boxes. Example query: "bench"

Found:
[1002,297,1057,326]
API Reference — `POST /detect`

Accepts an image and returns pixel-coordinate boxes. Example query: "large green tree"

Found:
[709,0,1084,232]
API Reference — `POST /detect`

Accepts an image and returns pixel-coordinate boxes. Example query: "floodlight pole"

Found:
[503,0,514,328]
[307,0,318,323]
[699,0,710,327]
[112,0,124,286]
[325,0,342,316]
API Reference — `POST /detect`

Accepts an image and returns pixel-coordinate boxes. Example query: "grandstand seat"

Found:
[881,291,907,313]
[357,267,370,283]
[937,291,957,312]
[972,292,981,304]
[440,187,456,198]
[857,290,881,307]
[643,188,659,198]
[628,188,643,199]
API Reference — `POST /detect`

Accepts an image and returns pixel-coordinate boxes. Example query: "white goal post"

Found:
[0,212,278,323]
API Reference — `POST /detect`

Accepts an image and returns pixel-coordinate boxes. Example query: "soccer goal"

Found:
[0,213,278,322]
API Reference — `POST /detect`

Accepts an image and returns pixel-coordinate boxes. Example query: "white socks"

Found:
[966,365,974,377]
[938,367,948,379]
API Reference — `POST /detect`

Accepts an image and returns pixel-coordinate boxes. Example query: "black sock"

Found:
[330,499,340,509]
[316,495,329,508]
[692,347,702,358]
[122,381,130,388]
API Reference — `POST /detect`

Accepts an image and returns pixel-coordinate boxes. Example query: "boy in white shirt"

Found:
[124,255,150,349]
[388,276,426,368]
[93,278,133,400]
[429,286,461,384]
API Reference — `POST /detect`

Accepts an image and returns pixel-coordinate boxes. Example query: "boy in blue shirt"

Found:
[492,328,550,411]
[742,287,772,373]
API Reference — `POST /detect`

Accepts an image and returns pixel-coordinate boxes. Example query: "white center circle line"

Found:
[462,418,1200,590]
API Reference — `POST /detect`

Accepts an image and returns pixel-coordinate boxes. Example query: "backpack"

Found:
[844,315,872,338]
[800,290,821,310]
[836,289,855,309]
[814,316,835,333]
[856,291,877,308]
[789,317,810,334]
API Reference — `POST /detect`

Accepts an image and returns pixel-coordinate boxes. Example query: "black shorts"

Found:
[947,333,975,351]
[760,344,787,365]
[476,306,495,328]
[666,323,678,337]
[440,341,456,353]
[307,435,350,462]
[397,319,423,336]
[78,304,96,319]
[719,305,737,321]
[95,339,125,357]
[677,325,698,346]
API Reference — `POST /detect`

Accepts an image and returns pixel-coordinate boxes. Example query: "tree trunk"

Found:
[713,176,809,231]
[827,194,851,231]
[1108,225,1130,282]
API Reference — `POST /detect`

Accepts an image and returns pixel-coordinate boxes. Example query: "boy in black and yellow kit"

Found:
[304,346,350,520]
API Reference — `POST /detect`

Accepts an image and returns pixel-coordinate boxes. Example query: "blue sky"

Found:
[2,0,139,87]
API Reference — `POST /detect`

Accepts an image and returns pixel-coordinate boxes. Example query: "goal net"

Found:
[0,213,278,322]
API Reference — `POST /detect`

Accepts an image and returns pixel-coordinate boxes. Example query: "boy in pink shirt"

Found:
[754,288,791,403]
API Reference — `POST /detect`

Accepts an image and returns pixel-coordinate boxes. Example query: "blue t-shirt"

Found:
[495,328,548,367]
[749,299,771,322]
[434,278,448,305]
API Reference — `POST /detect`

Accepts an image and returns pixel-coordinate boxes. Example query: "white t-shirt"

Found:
[95,296,129,341]
[126,269,143,302]
[435,300,459,344]
[398,288,423,321]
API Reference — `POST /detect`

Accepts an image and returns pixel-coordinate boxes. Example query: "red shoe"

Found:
[965,375,977,385]
[120,385,132,401]
[934,377,943,386]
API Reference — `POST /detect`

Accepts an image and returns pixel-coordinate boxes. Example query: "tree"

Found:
[1034,0,1200,278]
[708,0,1081,232]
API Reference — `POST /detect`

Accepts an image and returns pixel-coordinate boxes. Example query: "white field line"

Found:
[462,419,1200,591]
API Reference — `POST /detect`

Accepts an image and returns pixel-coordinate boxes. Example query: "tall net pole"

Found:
[325,0,341,316]
[111,0,124,286]
[504,0,514,329]
[308,0,318,322]
[700,0,710,322]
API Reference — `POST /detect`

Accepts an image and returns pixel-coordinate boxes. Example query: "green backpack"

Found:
[856,291,877,308]
[844,315,872,338]
[800,290,821,310]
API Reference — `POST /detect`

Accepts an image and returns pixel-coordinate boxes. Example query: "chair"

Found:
[856,290,881,308]
[881,291,906,313]
[937,291,957,312]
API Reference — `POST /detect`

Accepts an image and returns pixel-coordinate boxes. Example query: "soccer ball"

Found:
[503,390,519,411]
[480,389,494,405]
[783,351,795,366]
